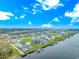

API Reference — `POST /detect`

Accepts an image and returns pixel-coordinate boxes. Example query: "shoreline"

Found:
[15,32,77,58]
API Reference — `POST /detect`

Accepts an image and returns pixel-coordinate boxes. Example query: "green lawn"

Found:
[10,45,20,56]
[51,33,58,36]
[21,37,32,42]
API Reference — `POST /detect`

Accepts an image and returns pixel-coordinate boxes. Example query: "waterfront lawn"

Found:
[21,37,32,42]
[11,46,20,56]
[51,33,57,36]
[28,44,39,52]
[54,36,63,42]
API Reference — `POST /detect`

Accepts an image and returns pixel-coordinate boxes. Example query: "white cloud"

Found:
[0,11,14,20]
[65,11,79,17]
[32,0,63,14]
[71,18,79,23]
[65,3,79,17]
[36,0,63,10]
[41,24,52,28]
[33,3,40,8]
[69,23,73,26]
[23,6,29,10]
[48,17,60,24]
[20,15,25,19]
[15,17,18,19]
[32,4,42,14]
[20,14,26,19]
[65,3,79,23]
[32,9,37,14]
[28,21,32,25]
[53,18,60,22]
[74,3,79,11]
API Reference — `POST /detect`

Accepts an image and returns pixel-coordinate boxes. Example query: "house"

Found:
[32,39,40,44]
[11,39,17,43]
[15,42,28,51]
[26,42,32,48]
[51,36,55,40]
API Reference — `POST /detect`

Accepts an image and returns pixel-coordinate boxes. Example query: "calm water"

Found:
[17,33,79,59]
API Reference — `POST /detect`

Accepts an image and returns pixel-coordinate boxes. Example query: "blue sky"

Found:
[0,0,79,28]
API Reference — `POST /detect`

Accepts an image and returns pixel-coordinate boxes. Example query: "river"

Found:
[17,33,79,59]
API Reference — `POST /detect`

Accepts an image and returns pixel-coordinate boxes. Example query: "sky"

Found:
[0,0,79,28]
